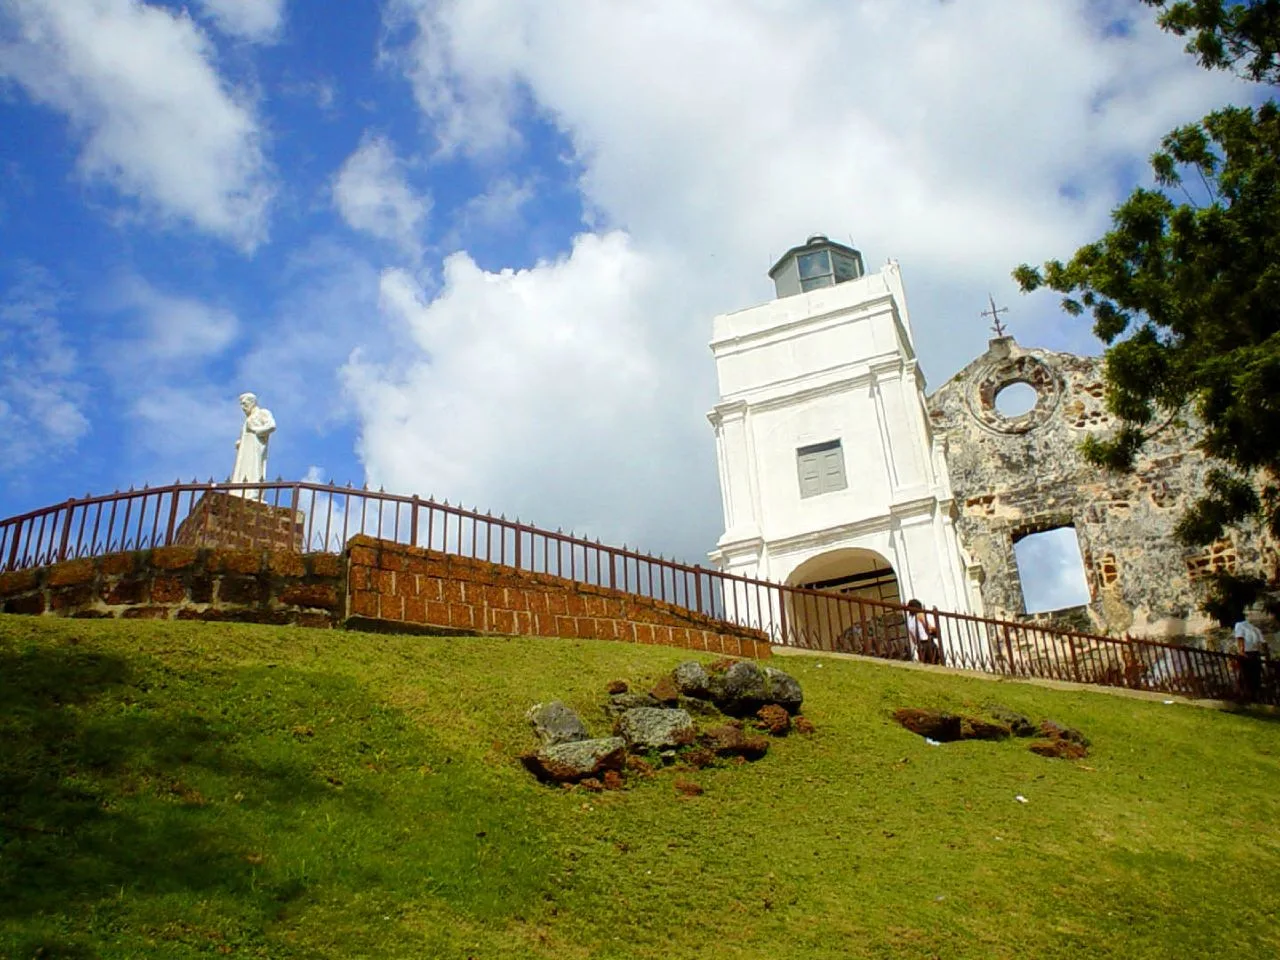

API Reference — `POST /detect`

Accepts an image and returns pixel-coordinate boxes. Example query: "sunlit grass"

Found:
[2,614,1278,959]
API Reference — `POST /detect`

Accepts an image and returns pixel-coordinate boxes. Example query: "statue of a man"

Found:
[230,392,276,498]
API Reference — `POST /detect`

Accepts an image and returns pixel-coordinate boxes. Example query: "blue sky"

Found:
[0,0,1259,604]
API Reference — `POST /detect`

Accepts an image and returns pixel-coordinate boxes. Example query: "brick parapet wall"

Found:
[0,547,344,628]
[0,536,771,659]
[345,535,772,658]
[174,491,305,552]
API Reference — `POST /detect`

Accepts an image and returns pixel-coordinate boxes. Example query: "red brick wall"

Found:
[174,491,304,552]
[1,535,772,659]
[0,547,343,628]
[345,535,772,658]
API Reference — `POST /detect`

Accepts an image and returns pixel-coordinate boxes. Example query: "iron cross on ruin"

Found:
[981,293,1010,338]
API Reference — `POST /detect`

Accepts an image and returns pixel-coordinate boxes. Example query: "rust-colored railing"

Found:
[1,480,1272,704]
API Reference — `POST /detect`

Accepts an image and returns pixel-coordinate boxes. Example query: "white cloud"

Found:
[0,266,90,470]
[196,0,284,43]
[358,0,1253,563]
[382,0,522,158]
[0,0,273,249]
[1014,528,1092,613]
[333,134,431,257]
[342,232,716,553]
[109,277,240,361]
[449,175,535,240]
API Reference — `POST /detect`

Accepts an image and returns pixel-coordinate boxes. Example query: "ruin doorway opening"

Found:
[784,549,908,656]
[1013,526,1091,614]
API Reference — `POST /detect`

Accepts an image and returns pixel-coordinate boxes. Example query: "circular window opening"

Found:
[994,381,1038,418]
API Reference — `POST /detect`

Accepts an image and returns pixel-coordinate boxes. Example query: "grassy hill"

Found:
[2,614,1278,960]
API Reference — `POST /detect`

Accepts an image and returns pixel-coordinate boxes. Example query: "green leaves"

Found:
[1015,103,1280,509]
[1018,4,1280,602]
[1144,1,1280,84]
[1174,469,1263,546]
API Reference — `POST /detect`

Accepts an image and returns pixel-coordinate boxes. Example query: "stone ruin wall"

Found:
[926,337,1277,641]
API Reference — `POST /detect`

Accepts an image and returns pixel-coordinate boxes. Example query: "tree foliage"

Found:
[1143,0,1280,83]
[1015,102,1280,548]
[1015,4,1280,621]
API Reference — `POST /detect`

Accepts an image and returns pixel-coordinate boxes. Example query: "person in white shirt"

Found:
[905,598,943,665]
[1234,617,1266,653]
[1232,611,1267,701]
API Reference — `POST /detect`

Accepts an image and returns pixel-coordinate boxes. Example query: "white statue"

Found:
[230,392,276,498]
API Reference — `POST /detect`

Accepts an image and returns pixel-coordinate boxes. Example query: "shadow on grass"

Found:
[0,645,332,956]
[0,640,554,958]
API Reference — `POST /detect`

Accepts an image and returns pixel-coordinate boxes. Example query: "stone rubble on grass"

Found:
[526,700,589,747]
[648,675,681,705]
[892,708,964,742]
[672,661,712,698]
[1038,720,1090,747]
[603,692,662,716]
[616,707,696,751]
[522,657,807,789]
[893,705,1090,760]
[701,722,770,760]
[754,704,791,736]
[703,660,804,717]
[520,737,627,783]
[988,707,1037,738]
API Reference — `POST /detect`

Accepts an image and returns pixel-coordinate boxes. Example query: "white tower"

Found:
[707,236,973,636]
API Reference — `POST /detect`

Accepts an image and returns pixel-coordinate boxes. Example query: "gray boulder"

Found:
[709,661,804,716]
[673,660,712,698]
[604,692,661,716]
[526,700,589,747]
[764,667,804,714]
[616,707,696,751]
[521,737,627,783]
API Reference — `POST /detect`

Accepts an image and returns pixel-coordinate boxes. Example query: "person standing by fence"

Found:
[1234,612,1267,702]
[906,599,943,665]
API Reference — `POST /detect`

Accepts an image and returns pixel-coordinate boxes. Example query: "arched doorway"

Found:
[784,549,910,656]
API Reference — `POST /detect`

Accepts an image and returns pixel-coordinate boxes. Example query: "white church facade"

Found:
[707,236,976,637]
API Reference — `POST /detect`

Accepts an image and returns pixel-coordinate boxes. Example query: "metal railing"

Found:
[1,479,1273,704]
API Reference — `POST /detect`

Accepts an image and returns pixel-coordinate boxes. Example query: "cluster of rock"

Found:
[521,659,812,790]
[892,706,1090,760]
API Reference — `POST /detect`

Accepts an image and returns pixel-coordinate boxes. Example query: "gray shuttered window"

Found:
[797,439,847,498]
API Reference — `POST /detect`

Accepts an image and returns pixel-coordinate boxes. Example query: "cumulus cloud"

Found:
[0,266,90,470]
[196,0,284,43]
[356,0,1252,562]
[333,134,431,258]
[342,232,716,553]
[0,0,273,249]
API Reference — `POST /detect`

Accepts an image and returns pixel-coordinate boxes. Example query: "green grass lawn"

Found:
[2,614,1278,959]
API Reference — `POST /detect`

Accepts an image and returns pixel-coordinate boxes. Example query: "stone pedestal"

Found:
[174,491,305,552]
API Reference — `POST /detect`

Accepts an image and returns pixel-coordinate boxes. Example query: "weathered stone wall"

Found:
[346,536,773,658]
[0,546,344,627]
[927,337,1275,637]
[174,491,304,552]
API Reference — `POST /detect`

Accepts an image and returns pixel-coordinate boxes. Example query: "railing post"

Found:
[57,498,76,562]
[7,518,23,570]
[778,584,788,645]
[514,524,523,571]
[164,490,180,546]
[410,495,420,547]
